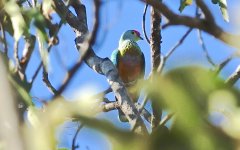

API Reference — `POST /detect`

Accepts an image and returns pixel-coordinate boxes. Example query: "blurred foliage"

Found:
[140,67,238,150]
[23,67,240,150]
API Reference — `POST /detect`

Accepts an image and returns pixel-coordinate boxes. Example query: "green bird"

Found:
[111,30,145,122]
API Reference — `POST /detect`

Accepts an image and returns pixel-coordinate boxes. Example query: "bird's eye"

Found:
[131,31,135,34]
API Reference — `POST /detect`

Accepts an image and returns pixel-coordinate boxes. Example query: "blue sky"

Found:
[20,0,240,149]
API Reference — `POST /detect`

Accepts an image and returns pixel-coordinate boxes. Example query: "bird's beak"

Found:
[139,36,144,40]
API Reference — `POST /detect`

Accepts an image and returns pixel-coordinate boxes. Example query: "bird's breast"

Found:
[118,54,143,83]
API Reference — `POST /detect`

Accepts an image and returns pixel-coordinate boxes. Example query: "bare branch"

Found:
[160,113,174,126]
[42,68,57,95]
[197,30,216,67]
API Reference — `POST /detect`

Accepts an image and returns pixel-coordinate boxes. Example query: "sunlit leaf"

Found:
[27,106,41,127]
[211,0,229,22]
[23,8,48,42]
[179,0,192,12]
[219,0,229,22]
[42,0,52,17]
[37,31,49,71]
[4,1,28,41]
[140,67,237,150]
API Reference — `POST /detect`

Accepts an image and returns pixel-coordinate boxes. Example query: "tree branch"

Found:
[143,0,240,49]
[149,3,162,130]
[197,30,216,67]
[42,68,57,95]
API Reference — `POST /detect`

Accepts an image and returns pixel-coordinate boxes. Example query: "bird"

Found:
[111,30,145,122]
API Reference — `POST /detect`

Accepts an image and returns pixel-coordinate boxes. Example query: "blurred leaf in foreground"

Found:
[140,67,237,150]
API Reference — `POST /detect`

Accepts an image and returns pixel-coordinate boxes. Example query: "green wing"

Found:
[110,49,120,67]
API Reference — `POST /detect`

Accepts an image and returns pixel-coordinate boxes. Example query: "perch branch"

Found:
[52,0,148,134]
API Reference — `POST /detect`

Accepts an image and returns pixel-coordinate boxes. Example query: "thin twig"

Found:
[157,28,193,73]
[138,95,148,114]
[197,30,216,67]
[215,56,233,74]
[72,123,84,150]
[30,12,67,86]
[26,0,33,7]
[160,113,174,126]
[142,4,150,44]
[195,0,215,24]
[42,68,58,95]
[165,28,193,59]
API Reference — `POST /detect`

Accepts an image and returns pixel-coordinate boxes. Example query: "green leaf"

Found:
[211,0,229,22]
[140,67,239,149]
[4,1,28,41]
[37,30,49,72]
[179,0,192,12]
[23,8,48,42]
[219,0,229,22]
[42,0,52,16]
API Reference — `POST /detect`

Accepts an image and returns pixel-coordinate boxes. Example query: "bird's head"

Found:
[121,30,144,42]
